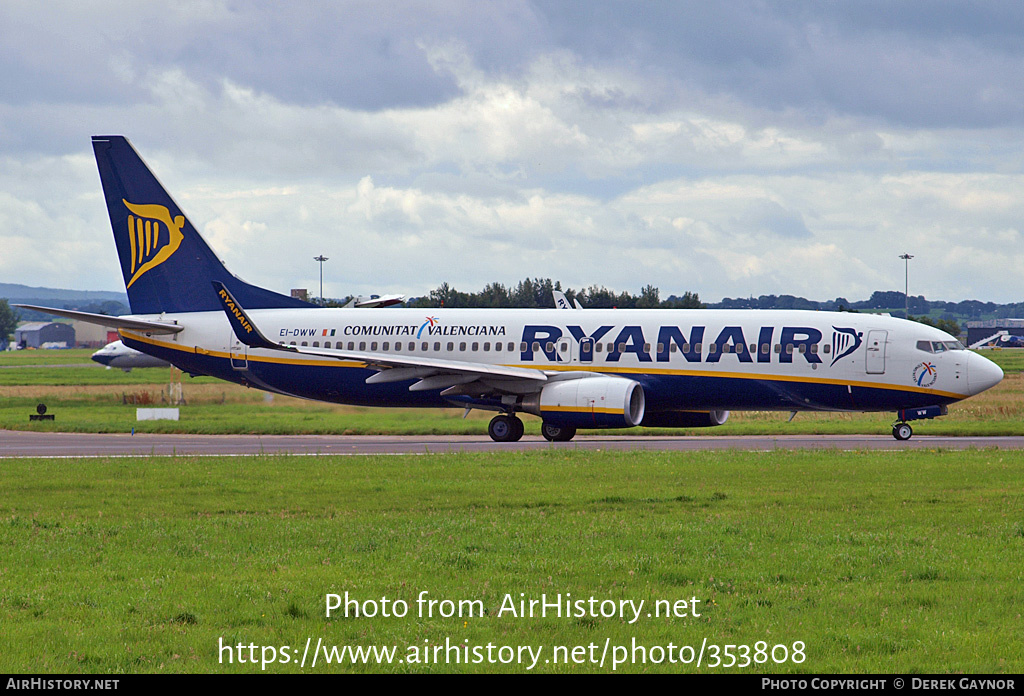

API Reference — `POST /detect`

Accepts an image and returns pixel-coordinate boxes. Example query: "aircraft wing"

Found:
[212,282,547,390]
[13,304,184,334]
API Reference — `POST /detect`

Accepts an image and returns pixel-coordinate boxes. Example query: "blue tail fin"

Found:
[92,135,314,314]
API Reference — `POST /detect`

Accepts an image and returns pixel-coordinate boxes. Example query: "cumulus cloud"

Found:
[1,2,1022,303]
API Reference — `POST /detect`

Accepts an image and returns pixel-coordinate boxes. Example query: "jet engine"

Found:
[521,377,645,429]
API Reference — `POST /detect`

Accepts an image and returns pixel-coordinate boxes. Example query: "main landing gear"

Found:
[487,414,524,442]
[486,414,578,442]
[541,422,576,442]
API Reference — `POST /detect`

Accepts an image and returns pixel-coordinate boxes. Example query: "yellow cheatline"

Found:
[541,405,622,415]
[123,332,367,369]
[531,362,964,399]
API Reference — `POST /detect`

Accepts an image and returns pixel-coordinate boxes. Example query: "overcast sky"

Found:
[2,1,1023,303]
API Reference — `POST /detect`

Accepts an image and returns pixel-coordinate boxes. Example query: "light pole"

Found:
[899,253,914,318]
[314,255,329,306]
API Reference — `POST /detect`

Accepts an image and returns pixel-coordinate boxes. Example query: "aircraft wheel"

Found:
[541,422,577,442]
[488,415,519,442]
[509,416,525,442]
[892,423,913,441]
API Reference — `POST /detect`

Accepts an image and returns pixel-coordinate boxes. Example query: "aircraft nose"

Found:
[967,351,1003,395]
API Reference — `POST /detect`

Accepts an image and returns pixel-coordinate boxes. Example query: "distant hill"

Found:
[0,282,127,304]
[710,291,1024,325]
[0,283,129,320]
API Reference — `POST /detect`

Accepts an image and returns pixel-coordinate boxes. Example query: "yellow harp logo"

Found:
[123,200,185,288]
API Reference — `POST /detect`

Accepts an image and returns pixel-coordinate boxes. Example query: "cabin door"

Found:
[228,332,248,370]
[556,337,574,364]
[865,330,887,374]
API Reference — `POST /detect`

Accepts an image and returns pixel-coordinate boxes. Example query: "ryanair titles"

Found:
[217,287,254,334]
[521,324,838,364]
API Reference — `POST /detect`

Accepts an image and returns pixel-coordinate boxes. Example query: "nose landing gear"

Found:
[891,405,948,441]
[892,422,913,441]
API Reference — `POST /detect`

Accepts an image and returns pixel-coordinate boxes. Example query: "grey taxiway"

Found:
[2,430,1023,458]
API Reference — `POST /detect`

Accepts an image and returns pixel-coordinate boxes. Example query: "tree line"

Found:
[403,278,703,310]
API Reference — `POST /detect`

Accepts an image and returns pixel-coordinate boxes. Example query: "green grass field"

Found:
[2,348,1022,436]
[1,450,1022,674]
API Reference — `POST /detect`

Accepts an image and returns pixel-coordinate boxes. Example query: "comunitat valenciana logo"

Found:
[417,317,439,339]
[913,361,938,387]
[123,199,185,288]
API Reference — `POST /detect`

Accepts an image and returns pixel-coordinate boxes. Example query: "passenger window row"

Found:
[286,340,521,351]
[279,339,833,356]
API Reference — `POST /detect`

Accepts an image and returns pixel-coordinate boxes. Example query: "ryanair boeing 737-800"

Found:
[17,136,1004,442]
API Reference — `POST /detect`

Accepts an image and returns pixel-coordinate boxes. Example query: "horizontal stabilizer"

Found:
[13,304,183,334]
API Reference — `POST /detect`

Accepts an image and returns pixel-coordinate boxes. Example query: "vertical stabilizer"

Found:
[92,135,314,314]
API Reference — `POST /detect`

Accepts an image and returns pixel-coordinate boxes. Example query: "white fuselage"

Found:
[119,307,1003,415]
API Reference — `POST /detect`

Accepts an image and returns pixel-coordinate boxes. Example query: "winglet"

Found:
[212,281,291,351]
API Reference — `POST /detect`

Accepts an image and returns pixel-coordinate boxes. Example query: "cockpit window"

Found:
[918,339,965,353]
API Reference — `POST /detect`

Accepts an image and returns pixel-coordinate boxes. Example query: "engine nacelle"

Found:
[641,410,730,428]
[522,377,645,429]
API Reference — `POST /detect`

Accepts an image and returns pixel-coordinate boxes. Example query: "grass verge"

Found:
[1,449,1022,673]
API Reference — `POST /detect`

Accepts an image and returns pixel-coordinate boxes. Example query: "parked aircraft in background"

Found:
[997,334,1024,348]
[91,340,170,371]
[16,136,1005,442]
[343,294,406,308]
[553,290,583,310]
